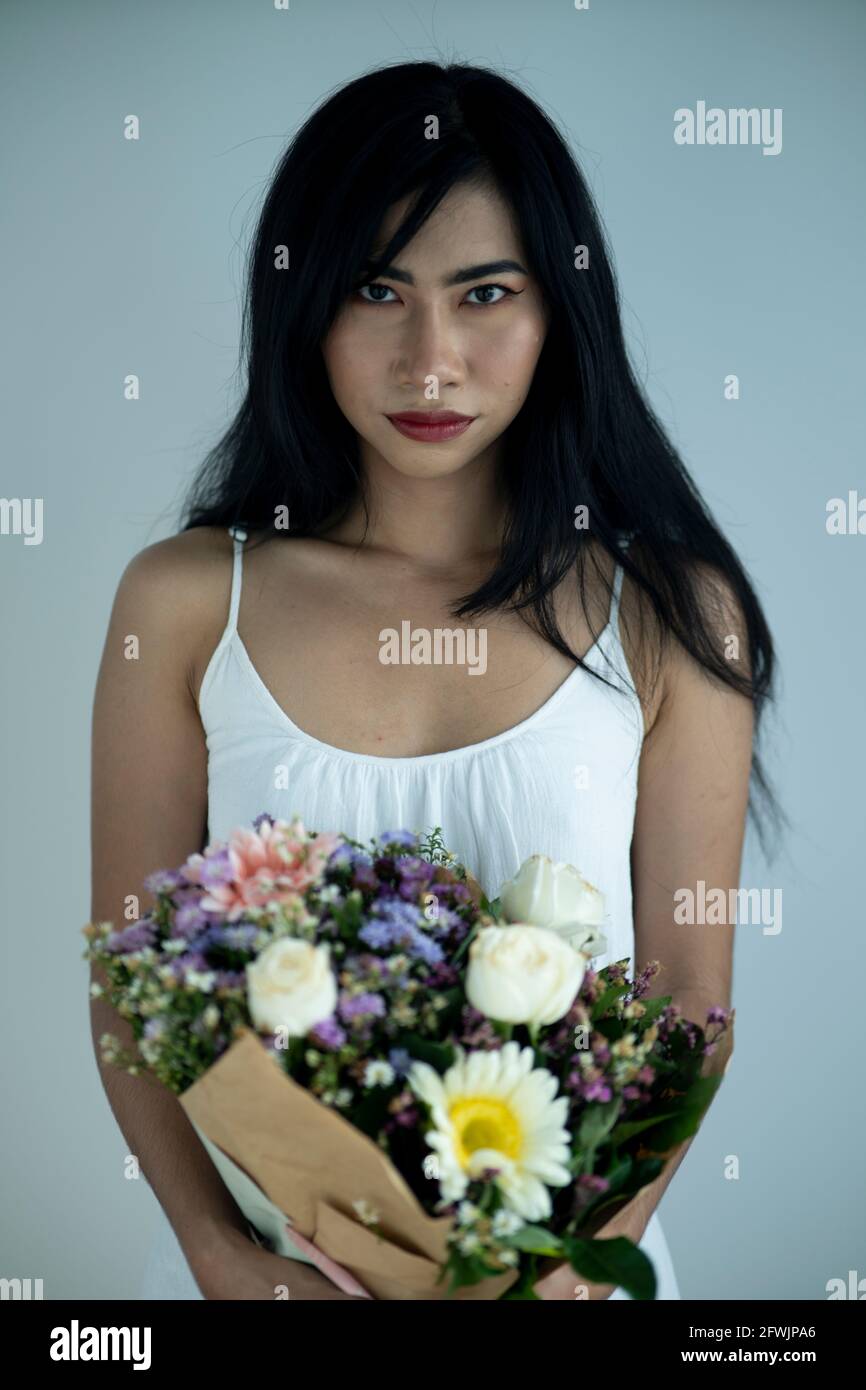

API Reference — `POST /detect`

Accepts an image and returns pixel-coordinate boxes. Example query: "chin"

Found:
[381,448,483,480]
[386,453,475,480]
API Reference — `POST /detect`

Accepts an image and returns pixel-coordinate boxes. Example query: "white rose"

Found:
[499,855,607,957]
[466,925,587,1027]
[246,937,337,1038]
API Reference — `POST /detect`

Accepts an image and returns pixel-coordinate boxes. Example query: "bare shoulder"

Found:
[620,539,754,737]
[113,525,237,699]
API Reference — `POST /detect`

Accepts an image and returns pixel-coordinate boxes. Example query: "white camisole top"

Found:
[138,524,682,1300]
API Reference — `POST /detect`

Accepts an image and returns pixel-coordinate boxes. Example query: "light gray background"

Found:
[2,0,863,1300]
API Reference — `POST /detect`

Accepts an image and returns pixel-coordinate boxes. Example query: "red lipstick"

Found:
[385,410,476,443]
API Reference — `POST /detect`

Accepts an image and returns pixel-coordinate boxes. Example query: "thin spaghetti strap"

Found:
[226,525,247,634]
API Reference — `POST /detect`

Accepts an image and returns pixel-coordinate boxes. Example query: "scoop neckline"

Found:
[225,620,616,767]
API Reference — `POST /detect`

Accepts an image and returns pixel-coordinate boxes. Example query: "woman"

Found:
[90,60,782,1300]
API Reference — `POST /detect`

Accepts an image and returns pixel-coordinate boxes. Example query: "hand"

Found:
[189,1224,372,1301]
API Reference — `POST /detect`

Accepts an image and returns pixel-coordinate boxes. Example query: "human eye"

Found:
[356,281,400,304]
[464,283,520,306]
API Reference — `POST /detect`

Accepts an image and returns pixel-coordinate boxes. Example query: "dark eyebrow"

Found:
[359,258,529,287]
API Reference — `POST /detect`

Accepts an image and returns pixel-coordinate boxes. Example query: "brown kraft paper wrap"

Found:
[180,1028,518,1300]
[180,1012,734,1300]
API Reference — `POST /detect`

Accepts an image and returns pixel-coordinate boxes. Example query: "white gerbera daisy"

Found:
[407,1042,573,1221]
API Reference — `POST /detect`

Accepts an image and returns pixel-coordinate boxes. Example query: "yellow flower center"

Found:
[451,1097,522,1166]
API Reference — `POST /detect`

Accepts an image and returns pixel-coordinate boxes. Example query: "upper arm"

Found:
[630,563,755,1010]
[89,538,215,948]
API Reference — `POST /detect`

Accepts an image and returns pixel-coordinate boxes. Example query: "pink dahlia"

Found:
[198,817,341,921]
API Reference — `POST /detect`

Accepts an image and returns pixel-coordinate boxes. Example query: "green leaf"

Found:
[580,1158,665,1226]
[636,1099,717,1152]
[398,1031,456,1073]
[591,982,630,1019]
[638,995,671,1021]
[609,1074,720,1146]
[564,1234,657,1301]
[580,1152,633,1202]
[498,1254,541,1299]
[577,1098,622,1149]
[504,1225,565,1256]
[609,1110,681,1144]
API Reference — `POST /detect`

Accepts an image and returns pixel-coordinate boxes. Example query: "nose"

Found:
[395,301,466,392]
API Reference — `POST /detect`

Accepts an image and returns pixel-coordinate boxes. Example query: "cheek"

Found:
[481,315,547,395]
[322,320,380,412]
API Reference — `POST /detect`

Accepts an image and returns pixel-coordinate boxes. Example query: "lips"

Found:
[385,410,476,442]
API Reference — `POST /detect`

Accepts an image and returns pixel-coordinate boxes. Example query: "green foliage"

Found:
[564,1234,657,1301]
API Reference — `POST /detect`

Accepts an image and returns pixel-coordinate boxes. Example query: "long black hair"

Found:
[180,59,786,858]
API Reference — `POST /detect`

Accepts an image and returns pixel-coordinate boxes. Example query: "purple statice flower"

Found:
[196,923,259,953]
[422,882,454,905]
[458,1005,503,1052]
[628,959,661,1001]
[396,874,432,903]
[192,845,234,890]
[169,951,210,978]
[337,991,387,1023]
[581,1078,613,1103]
[352,862,381,893]
[392,1106,421,1129]
[328,842,372,871]
[171,899,211,941]
[142,867,185,895]
[655,1003,686,1044]
[577,967,601,1007]
[424,960,460,989]
[394,856,435,898]
[104,919,157,954]
[359,899,444,965]
[309,1016,348,1050]
[437,907,470,936]
[388,1047,413,1077]
[572,1173,610,1215]
[707,1005,733,1026]
[377,830,419,851]
[213,969,246,991]
[353,951,387,977]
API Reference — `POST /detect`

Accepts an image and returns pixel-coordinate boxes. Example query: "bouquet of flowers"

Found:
[84,813,733,1300]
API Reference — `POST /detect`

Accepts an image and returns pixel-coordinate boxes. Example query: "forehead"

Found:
[371,180,523,268]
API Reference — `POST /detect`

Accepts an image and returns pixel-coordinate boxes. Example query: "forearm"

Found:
[535,985,727,1298]
[617,983,727,1239]
[90,992,250,1270]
